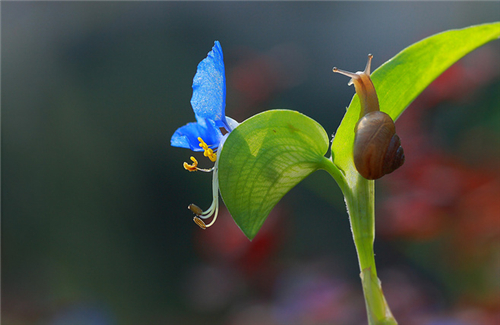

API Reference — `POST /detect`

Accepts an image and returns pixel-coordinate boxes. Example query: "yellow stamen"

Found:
[183,156,199,172]
[184,137,221,230]
[193,216,207,230]
[198,137,217,162]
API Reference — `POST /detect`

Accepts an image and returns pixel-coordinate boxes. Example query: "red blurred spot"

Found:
[193,204,288,277]
[227,43,306,119]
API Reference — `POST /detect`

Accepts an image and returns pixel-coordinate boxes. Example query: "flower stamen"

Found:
[183,156,199,172]
[198,137,217,162]
[188,199,219,229]
[183,157,214,173]
[188,203,203,216]
[193,216,207,230]
[186,155,221,229]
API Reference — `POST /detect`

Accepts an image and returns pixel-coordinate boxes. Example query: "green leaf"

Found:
[332,22,500,184]
[218,110,329,240]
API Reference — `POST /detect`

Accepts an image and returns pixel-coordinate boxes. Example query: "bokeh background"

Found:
[3,2,500,325]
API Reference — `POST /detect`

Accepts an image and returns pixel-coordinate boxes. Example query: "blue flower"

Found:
[171,41,238,152]
[171,41,239,229]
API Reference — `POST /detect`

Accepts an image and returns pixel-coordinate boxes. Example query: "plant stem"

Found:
[322,158,397,324]
[345,177,376,275]
[344,176,397,325]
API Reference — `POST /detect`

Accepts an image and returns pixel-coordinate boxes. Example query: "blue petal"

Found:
[171,119,222,151]
[190,41,228,129]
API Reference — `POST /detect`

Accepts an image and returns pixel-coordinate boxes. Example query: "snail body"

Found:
[333,55,404,180]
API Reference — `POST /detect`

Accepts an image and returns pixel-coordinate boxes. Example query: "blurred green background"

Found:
[3,2,500,325]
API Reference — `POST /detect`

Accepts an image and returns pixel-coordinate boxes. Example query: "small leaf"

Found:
[332,22,500,184]
[218,110,329,240]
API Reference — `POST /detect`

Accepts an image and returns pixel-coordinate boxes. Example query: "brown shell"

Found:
[353,111,405,180]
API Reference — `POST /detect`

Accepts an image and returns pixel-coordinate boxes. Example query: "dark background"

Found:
[3,2,500,324]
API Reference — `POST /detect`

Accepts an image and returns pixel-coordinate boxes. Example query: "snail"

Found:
[333,54,404,180]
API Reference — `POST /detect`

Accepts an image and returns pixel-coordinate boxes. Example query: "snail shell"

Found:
[354,111,405,179]
[333,54,405,180]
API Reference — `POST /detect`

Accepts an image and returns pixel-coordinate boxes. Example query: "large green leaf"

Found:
[332,22,500,184]
[218,110,329,240]
[218,22,500,241]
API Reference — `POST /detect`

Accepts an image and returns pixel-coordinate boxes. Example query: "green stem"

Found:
[345,177,396,325]
[320,156,349,195]
[345,177,377,274]
[322,158,397,325]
